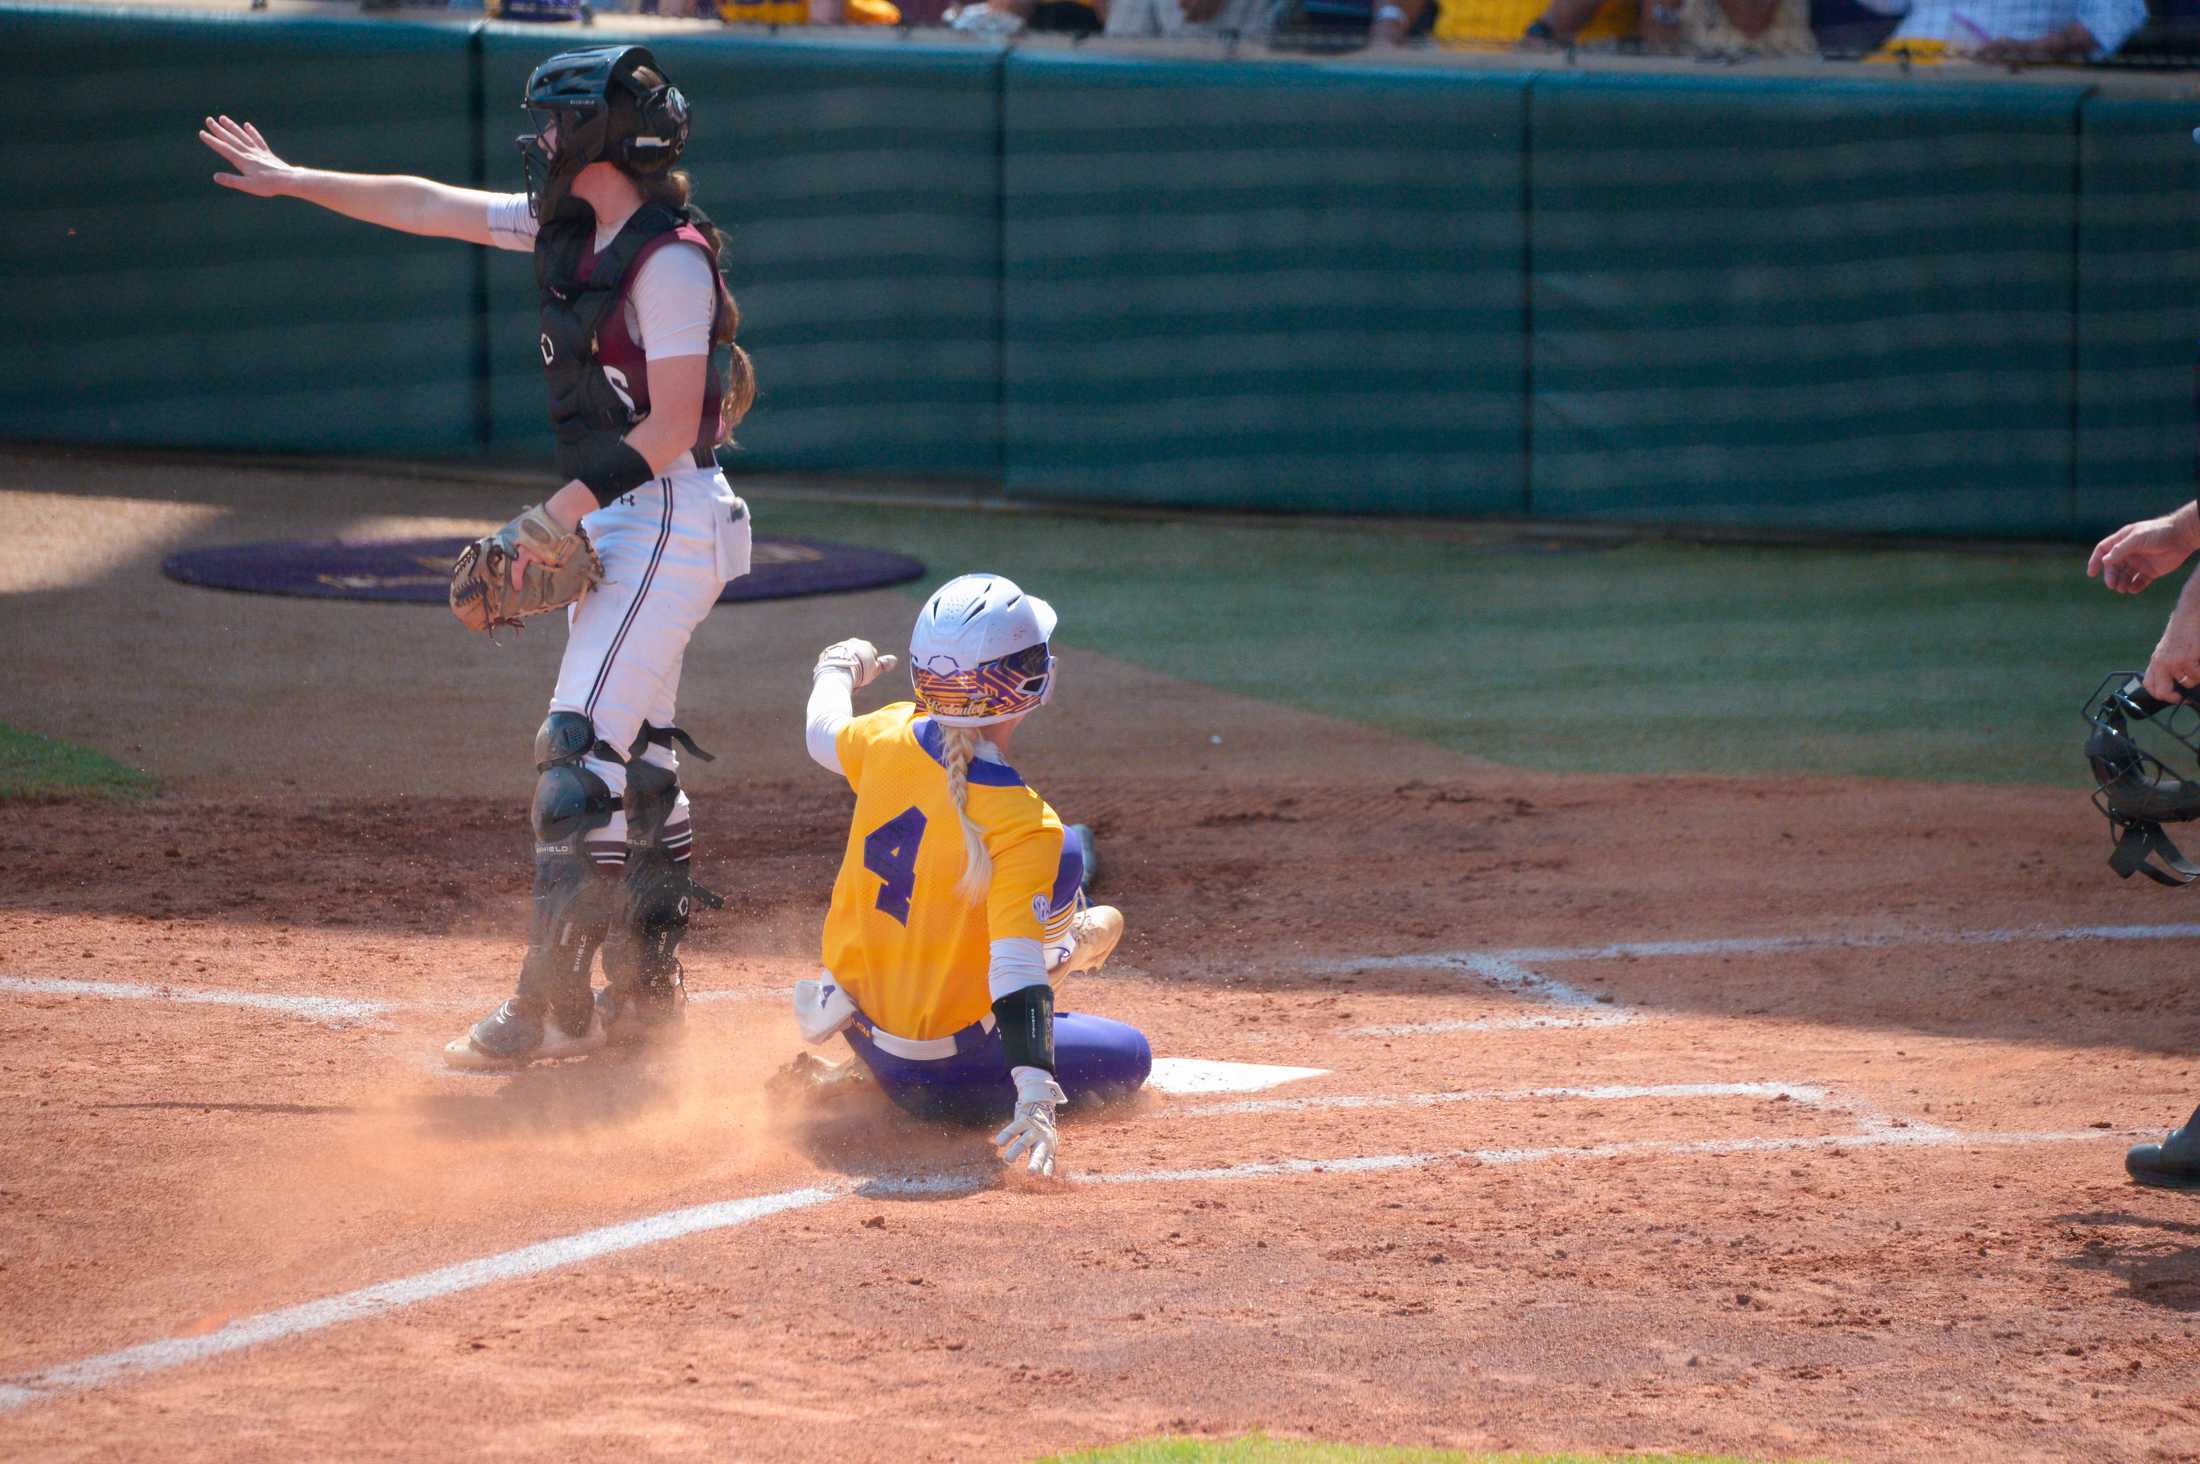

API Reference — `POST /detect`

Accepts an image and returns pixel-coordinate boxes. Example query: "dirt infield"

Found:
[6,451,2200,1463]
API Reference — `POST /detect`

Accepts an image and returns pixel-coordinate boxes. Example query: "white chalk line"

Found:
[1322,922,2200,1039]
[1343,1010,1636,1038]
[0,1114,2121,1417]
[1340,953,1634,1036]
[1181,1079,1827,1118]
[0,976,388,1027]
[17,922,2200,1036]
[0,1186,841,1416]
[1171,1079,1956,1141]
[1076,1124,2120,1187]
[0,975,788,1030]
[1331,921,2200,973]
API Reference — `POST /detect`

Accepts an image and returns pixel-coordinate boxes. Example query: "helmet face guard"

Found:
[518,109,594,221]
[913,641,1054,726]
[517,45,690,220]
[2084,672,2200,885]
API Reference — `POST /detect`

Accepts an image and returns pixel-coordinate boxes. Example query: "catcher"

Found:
[792,574,1151,1177]
[202,46,755,1067]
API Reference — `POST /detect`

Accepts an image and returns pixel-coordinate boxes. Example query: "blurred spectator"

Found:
[1810,0,1901,53]
[718,0,902,19]
[1107,0,1271,40]
[944,0,1105,30]
[491,0,587,16]
[1272,0,1437,46]
[1504,0,1809,51]
[1671,0,1816,51]
[2116,0,2200,60]
[1457,0,1636,48]
[1857,0,2147,58]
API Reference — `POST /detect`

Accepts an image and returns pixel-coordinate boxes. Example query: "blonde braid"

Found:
[941,725,994,902]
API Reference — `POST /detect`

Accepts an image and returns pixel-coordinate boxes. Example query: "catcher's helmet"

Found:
[519,45,691,219]
[909,574,1057,728]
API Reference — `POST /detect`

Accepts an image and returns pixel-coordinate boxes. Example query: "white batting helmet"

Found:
[909,573,1057,727]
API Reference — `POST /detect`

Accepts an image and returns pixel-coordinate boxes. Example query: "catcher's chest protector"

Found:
[534,202,731,479]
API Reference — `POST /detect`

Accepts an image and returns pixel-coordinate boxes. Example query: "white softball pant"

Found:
[549,462,750,858]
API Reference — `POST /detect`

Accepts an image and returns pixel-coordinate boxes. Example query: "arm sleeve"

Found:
[988,938,1050,1001]
[806,670,855,778]
[628,242,719,362]
[484,193,539,253]
[2076,0,2145,53]
[831,708,872,794]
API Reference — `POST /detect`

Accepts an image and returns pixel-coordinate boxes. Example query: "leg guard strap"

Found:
[2110,819,2200,886]
[629,720,716,764]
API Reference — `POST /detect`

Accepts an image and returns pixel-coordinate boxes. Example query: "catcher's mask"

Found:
[2084,672,2200,885]
[518,45,691,220]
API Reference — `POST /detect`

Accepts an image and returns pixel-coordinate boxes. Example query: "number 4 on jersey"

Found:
[862,805,927,924]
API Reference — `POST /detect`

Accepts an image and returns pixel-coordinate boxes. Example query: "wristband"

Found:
[992,982,1056,1074]
[573,439,657,506]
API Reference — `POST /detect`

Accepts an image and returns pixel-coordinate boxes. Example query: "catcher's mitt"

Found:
[449,504,604,635]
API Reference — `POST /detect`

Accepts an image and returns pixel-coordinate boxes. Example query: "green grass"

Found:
[0,724,156,801]
[1036,1438,1789,1464]
[764,494,2144,785]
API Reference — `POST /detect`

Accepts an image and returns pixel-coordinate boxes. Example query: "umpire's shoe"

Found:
[2126,1103,2200,1190]
[443,997,606,1070]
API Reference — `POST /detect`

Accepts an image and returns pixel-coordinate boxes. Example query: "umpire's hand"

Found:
[2146,583,2200,704]
[2091,502,2200,594]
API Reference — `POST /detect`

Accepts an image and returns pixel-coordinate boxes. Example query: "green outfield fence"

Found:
[13,3,2200,537]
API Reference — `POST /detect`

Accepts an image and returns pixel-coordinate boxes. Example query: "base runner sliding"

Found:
[793,574,1152,1176]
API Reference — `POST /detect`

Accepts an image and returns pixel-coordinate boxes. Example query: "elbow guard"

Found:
[991,983,1055,1074]
[574,439,657,506]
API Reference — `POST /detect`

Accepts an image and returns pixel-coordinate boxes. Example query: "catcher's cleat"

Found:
[443,997,606,1070]
[1058,904,1123,975]
[2126,1104,2200,1190]
[595,970,688,1046]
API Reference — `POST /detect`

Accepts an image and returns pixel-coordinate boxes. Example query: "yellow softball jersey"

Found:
[821,703,1076,1041]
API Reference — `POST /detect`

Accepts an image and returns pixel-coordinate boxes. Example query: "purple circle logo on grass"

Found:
[162,536,924,606]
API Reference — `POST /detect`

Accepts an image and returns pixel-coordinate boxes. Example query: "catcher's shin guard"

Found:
[446,841,615,1069]
[598,758,724,1044]
[446,717,621,1069]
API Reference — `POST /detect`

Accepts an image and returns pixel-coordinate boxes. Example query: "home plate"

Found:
[1145,1058,1329,1095]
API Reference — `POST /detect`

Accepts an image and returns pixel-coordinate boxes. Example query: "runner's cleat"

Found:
[1057,904,1123,975]
[767,1050,870,1103]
